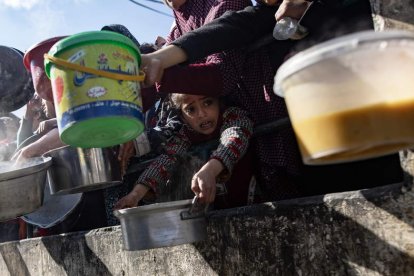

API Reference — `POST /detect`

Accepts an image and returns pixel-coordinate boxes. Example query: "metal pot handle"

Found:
[180,196,208,220]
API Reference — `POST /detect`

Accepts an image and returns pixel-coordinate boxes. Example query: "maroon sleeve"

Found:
[156,63,223,97]
[141,86,161,113]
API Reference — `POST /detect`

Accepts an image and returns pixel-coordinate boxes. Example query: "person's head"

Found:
[162,0,187,10]
[171,94,220,135]
[23,36,67,102]
[139,43,158,54]
[155,36,166,49]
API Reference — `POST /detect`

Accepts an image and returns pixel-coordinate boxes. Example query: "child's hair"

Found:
[170,93,186,110]
[139,43,158,54]
[170,93,224,111]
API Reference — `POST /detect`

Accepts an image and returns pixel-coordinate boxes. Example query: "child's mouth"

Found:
[200,121,213,130]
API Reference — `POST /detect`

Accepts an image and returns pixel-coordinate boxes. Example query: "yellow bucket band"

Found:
[44,54,145,82]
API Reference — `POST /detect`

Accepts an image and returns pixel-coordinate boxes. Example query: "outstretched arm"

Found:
[191,107,254,204]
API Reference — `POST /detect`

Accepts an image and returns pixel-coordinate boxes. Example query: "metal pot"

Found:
[44,145,122,195]
[0,157,52,222]
[114,199,207,251]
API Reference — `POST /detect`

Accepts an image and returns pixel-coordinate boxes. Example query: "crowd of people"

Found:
[0,0,404,240]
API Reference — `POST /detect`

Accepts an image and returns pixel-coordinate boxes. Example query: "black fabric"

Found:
[172,5,278,63]
[101,24,141,48]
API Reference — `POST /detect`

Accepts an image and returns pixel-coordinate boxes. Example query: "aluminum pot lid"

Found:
[0,46,34,112]
[22,182,83,229]
[114,199,193,218]
[273,30,414,97]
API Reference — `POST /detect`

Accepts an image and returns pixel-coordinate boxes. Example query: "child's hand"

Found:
[114,184,150,210]
[191,159,224,204]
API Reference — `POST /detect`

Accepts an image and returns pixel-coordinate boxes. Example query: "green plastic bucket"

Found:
[45,30,144,148]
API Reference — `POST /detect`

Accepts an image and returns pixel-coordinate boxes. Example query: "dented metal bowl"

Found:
[0,157,52,222]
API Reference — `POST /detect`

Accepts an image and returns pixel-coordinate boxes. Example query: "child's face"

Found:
[180,95,220,135]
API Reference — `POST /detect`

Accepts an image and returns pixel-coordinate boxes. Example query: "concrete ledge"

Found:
[1,181,414,275]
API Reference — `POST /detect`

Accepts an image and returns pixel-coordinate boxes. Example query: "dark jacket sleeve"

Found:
[171,5,278,63]
[170,1,372,63]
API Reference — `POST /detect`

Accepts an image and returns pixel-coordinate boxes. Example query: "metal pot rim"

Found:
[114,199,193,217]
[0,157,52,181]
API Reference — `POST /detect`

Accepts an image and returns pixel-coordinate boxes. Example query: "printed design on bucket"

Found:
[45,31,145,148]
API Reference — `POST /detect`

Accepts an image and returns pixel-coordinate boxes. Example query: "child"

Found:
[115,94,254,209]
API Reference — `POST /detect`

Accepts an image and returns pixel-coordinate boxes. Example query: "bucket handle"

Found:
[44,54,145,82]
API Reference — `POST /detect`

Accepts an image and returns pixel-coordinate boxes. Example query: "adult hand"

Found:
[11,144,40,165]
[114,184,150,210]
[141,45,188,87]
[35,118,57,135]
[191,159,223,204]
[11,128,64,164]
[275,0,311,21]
[141,54,164,87]
[24,94,42,121]
[118,140,135,175]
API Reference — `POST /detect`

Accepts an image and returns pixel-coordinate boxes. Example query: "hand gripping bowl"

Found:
[114,199,207,251]
[44,145,122,195]
[0,157,52,222]
[274,30,414,165]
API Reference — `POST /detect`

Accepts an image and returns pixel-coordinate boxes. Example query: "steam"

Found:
[0,157,45,174]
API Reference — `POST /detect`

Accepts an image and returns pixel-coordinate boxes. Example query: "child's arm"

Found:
[114,183,150,210]
[114,129,191,209]
[210,107,254,175]
[192,107,254,203]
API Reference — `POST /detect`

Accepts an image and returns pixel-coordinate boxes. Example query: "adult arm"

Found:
[171,5,278,63]
[12,128,65,162]
[16,117,34,148]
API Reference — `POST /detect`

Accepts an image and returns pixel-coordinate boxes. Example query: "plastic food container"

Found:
[44,31,145,148]
[274,30,414,165]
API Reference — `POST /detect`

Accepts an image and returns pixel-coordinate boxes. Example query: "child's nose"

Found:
[197,108,207,117]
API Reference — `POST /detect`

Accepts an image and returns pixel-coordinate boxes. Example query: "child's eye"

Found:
[184,107,195,115]
[203,99,213,106]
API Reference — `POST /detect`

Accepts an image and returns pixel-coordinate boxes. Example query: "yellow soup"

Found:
[293,99,414,164]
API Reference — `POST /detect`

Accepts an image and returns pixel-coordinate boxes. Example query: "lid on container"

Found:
[44,30,142,78]
[273,30,414,97]
[0,46,34,112]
